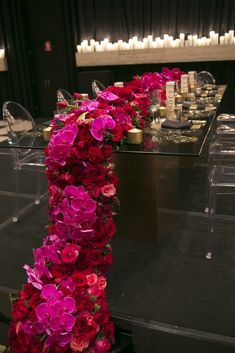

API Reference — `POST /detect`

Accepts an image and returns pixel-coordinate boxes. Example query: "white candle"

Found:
[214,33,219,45]
[224,33,229,44]
[117,40,123,50]
[179,33,185,47]
[77,45,82,53]
[163,34,169,47]
[206,38,211,46]
[188,35,193,46]
[209,30,215,44]
[201,37,207,46]
[143,38,148,49]
[147,35,153,48]
[192,35,198,46]
[229,30,234,44]
[128,39,134,49]
[220,36,225,45]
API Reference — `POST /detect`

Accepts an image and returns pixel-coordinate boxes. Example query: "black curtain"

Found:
[0,0,34,112]
[67,0,235,42]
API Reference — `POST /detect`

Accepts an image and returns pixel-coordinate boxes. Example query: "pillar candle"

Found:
[224,33,229,44]
[188,35,193,46]
[192,35,198,46]
[229,30,234,44]
[179,33,185,47]
[220,36,225,45]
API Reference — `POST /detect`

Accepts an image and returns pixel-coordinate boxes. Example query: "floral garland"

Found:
[9,67,184,353]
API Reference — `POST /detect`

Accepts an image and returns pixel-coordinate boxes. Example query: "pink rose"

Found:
[61,243,81,264]
[97,276,107,290]
[70,335,89,352]
[101,184,116,197]
[86,273,98,286]
[95,337,111,353]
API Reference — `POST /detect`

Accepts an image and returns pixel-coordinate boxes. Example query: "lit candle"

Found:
[220,36,225,45]
[214,33,219,45]
[117,40,123,50]
[192,35,198,46]
[179,33,185,47]
[224,33,229,44]
[201,37,207,46]
[229,30,234,44]
[188,35,193,46]
[206,38,211,46]
[77,45,82,53]
[209,30,215,45]
[163,34,169,47]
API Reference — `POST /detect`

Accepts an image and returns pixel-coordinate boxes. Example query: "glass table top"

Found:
[0,85,226,157]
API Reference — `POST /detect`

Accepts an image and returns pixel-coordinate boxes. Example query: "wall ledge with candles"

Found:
[0,50,7,72]
[75,44,235,67]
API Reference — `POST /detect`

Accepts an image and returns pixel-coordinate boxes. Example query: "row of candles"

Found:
[77,30,235,53]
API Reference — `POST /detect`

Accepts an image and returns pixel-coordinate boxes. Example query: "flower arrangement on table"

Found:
[9,67,184,353]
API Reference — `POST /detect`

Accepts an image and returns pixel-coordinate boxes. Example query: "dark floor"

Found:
[1,148,235,352]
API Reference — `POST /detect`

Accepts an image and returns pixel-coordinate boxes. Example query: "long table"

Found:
[1,86,235,352]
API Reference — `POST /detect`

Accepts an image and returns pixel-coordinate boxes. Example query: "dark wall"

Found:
[0,0,235,117]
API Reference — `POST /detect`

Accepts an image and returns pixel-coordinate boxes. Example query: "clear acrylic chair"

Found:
[91,80,106,98]
[197,71,215,86]
[57,89,75,104]
[206,165,235,259]
[3,101,45,222]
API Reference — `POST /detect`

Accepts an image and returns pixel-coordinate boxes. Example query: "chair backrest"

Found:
[2,101,36,154]
[91,80,106,98]
[197,71,215,86]
[57,89,75,104]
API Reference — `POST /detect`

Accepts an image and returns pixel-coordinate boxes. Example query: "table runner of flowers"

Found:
[9,67,184,353]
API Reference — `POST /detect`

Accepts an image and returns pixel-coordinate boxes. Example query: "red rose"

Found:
[101,183,116,197]
[97,276,107,290]
[70,335,89,352]
[50,264,70,283]
[88,146,104,163]
[74,312,99,340]
[87,165,106,182]
[103,144,113,158]
[86,273,98,286]
[29,291,42,308]
[72,271,88,288]
[95,337,111,353]
[12,299,29,321]
[61,243,81,264]
[110,124,124,142]
[102,322,115,341]
[18,283,34,299]
[85,249,102,267]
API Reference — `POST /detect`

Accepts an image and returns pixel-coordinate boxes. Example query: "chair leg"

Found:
[12,167,20,223]
[206,185,217,259]
[204,153,213,213]
[35,170,41,205]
